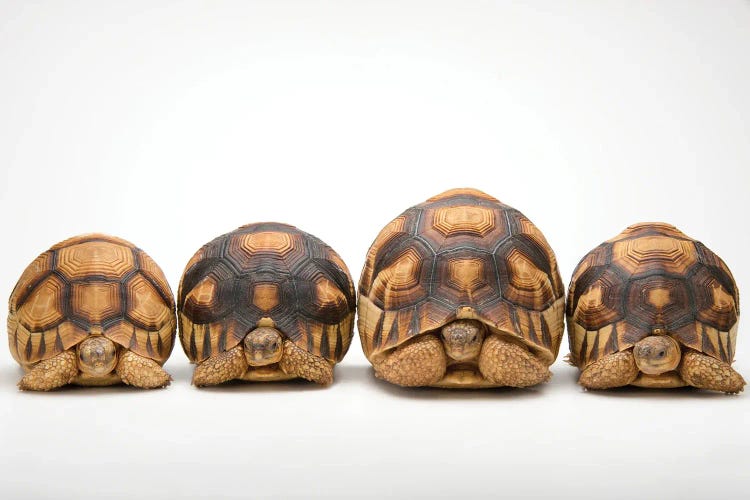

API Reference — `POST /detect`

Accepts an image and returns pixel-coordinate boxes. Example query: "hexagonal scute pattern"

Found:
[567,223,739,369]
[7,234,176,365]
[70,282,122,324]
[56,240,135,280]
[358,188,565,364]
[16,275,66,331]
[177,223,356,364]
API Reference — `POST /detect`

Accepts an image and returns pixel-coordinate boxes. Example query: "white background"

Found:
[1,1,749,498]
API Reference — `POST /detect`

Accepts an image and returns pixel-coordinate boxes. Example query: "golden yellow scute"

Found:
[16,275,66,331]
[504,249,555,310]
[370,247,426,309]
[71,282,121,324]
[7,234,177,365]
[567,223,740,368]
[9,252,53,311]
[358,189,565,363]
[314,277,348,312]
[447,259,485,295]
[432,205,495,237]
[56,241,135,280]
[612,236,696,276]
[359,215,408,289]
[575,285,620,328]
[126,275,173,330]
[137,252,175,308]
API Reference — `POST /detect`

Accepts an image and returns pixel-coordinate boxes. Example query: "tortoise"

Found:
[567,222,745,393]
[177,222,355,386]
[7,234,176,391]
[358,188,566,388]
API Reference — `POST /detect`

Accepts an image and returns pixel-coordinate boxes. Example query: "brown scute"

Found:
[7,234,177,366]
[56,240,136,280]
[70,282,122,324]
[359,189,565,362]
[567,223,740,370]
[9,252,54,312]
[177,223,355,364]
[16,275,67,331]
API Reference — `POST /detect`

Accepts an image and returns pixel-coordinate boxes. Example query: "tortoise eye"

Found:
[658,350,665,358]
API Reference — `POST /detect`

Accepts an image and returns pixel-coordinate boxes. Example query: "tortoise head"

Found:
[440,319,486,361]
[77,336,118,376]
[633,335,681,375]
[243,327,284,366]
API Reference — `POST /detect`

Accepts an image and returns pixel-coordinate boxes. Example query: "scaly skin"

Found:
[578,350,638,390]
[478,334,550,387]
[18,350,78,391]
[373,334,446,387]
[279,340,334,385]
[679,350,746,394]
[193,345,248,387]
[116,350,172,389]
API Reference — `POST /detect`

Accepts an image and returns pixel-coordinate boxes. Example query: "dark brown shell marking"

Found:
[7,234,176,366]
[177,223,355,364]
[358,188,565,363]
[567,223,739,368]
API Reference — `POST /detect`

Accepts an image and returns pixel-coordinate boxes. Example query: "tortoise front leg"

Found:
[679,350,745,394]
[578,350,638,390]
[192,345,248,387]
[279,340,334,385]
[18,350,78,391]
[372,334,446,387]
[478,334,551,387]
[116,351,172,389]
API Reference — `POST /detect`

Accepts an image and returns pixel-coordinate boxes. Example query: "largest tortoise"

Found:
[358,188,566,388]
[567,222,745,393]
[8,234,176,390]
[178,222,355,386]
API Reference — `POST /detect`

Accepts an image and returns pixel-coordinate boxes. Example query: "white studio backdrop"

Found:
[1,1,749,499]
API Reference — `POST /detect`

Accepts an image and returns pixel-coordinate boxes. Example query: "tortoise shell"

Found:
[177,222,355,364]
[7,234,176,368]
[567,222,740,369]
[358,188,566,363]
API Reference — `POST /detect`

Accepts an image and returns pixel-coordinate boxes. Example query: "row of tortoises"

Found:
[7,188,745,393]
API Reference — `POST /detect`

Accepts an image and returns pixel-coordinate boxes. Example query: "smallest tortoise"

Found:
[567,223,745,393]
[8,234,177,390]
[178,223,355,386]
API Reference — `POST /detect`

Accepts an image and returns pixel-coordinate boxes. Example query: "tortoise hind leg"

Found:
[116,351,172,389]
[279,340,334,385]
[372,334,446,387]
[578,350,638,389]
[679,350,745,394]
[478,334,551,387]
[192,345,248,387]
[18,350,78,391]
